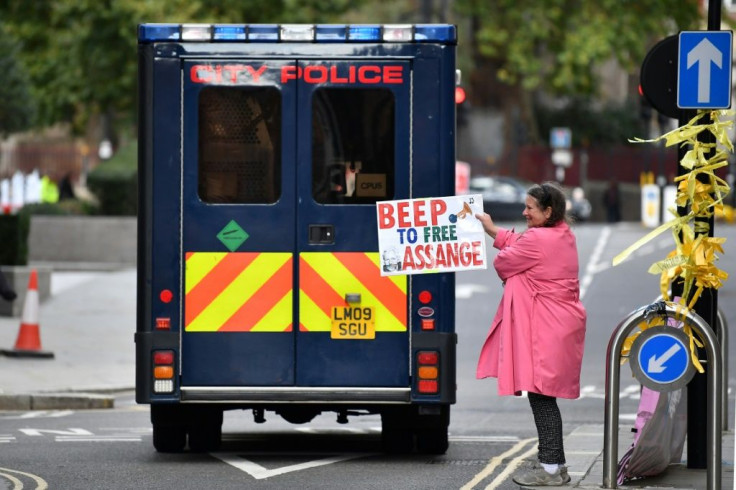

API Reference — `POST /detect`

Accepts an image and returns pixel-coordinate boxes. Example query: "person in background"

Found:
[59,172,76,201]
[474,181,587,486]
[603,180,621,223]
[0,270,16,302]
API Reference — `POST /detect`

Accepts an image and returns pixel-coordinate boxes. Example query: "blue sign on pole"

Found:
[677,31,733,109]
[638,333,689,385]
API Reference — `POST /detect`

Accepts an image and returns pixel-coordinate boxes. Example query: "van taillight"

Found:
[418,290,432,304]
[155,317,171,330]
[417,290,435,330]
[153,350,175,393]
[416,350,439,394]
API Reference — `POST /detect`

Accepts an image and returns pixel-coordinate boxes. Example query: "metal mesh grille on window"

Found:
[198,88,279,203]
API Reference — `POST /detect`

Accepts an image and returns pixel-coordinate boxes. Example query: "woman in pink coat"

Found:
[475,182,586,486]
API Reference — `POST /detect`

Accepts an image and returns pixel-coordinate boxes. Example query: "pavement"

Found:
[0,266,135,409]
[0,265,732,489]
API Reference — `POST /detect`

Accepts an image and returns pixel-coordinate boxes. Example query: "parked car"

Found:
[468,175,533,222]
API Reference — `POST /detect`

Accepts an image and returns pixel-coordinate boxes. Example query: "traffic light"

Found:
[455,86,468,127]
[455,86,466,105]
[638,84,652,124]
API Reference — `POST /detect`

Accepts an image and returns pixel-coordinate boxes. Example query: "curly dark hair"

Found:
[526,181,569,227]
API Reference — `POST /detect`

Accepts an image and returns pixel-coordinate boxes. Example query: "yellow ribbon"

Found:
[615,109,732,372]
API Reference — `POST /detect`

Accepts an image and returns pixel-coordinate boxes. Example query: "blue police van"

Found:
[136,23,458,454]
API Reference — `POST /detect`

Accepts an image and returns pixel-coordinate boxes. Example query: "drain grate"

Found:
[426,459,490,466]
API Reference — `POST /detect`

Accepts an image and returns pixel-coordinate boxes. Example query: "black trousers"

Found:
[527,392,565,464]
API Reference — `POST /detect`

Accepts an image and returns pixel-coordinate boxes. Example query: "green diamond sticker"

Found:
[217,220,249,252]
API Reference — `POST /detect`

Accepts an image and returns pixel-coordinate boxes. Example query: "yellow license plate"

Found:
[331,306,375,339]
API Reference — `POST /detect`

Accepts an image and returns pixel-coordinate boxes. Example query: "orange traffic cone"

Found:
[1,269,54,358]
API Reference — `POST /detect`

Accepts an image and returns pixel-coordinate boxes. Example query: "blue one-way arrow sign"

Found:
[629,326,696,392]
[677,31,732,109]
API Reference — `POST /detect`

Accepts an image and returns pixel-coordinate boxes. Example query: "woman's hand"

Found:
[475,212,499,239]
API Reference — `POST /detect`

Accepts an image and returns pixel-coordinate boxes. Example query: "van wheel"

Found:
[381,408,414,453]
[153,424,186,453]
[151,405,187,453]
[416,428,448,454]
[381,427,414,453]
[188,409,223,452]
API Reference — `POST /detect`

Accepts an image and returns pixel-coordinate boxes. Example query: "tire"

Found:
[153,424,186,453]
[151,405,187,453]
[416,428,449,454]
[381,408,414,454]
[381,427,414,454]
[188,409,223,453]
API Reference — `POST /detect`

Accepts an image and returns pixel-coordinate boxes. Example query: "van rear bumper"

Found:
[180,386,411,404]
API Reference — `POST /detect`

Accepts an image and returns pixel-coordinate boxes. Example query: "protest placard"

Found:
[376,194,487,276]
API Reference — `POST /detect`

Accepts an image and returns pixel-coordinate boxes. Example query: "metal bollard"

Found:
[717,308,728,431]
[603,301,722,489]
[655,294,728,431]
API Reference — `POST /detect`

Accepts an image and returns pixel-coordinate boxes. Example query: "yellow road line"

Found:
[483,442,538,490]
[0,467,49,489]
[459,437,536,490]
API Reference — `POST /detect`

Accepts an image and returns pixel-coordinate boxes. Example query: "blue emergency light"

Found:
[138,23,456,44]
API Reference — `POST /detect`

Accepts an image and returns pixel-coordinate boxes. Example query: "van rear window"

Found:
[198,86,281,204]
[312,88,395,204]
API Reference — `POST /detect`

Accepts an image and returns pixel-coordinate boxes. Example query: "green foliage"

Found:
[0,214,30,266]
[0,23,36,135]
[535,99,644,147]
[454,0,700,96]
[0,0,368,135]
[86,142,137,216]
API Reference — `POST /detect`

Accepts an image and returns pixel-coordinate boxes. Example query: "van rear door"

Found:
[294,60,411,387]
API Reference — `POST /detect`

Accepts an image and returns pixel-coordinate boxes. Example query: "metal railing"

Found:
[603,301,722,489]
[655,293,729,431]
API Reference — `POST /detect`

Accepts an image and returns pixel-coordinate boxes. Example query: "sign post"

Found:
[673,1,728,469]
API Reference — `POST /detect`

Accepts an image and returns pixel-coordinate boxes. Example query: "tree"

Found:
[453,0,701,149]
[0,0,366,140]
[0,23,35,136]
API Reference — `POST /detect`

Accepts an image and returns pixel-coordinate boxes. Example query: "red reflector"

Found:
[153,351,174,365]
[418,290,432,304]
[421,319,435,331]
[417,351,439,365]
[155,317,171,330]
[418,379,439,394]
[160,289,173,303]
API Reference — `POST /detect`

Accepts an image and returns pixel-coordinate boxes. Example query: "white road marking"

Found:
[19,428,93,437]
[456,284,490,299]
[212,452,374,480]
[580,226,610,300]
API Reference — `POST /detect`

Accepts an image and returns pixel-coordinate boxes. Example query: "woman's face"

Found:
[523,195,551,228]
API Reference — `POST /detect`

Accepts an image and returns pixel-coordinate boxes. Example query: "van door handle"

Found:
[308,224,335,244]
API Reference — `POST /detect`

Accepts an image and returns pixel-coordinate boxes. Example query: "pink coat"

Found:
[476,222,586,399]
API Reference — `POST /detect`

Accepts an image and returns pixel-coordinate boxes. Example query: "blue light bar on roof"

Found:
[213,25,247,41]
[138,24,180,42]
[248,24,279,41]
[315,25,347,42]
[348,25,381,41]
[414,24,456,42]
[137,23,456,44]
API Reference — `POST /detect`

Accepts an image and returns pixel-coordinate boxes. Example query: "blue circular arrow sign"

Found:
[629,325,696,392]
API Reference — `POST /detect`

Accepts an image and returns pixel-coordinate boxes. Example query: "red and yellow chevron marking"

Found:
[185,252,293,332]
[299,252,407,332]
